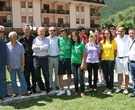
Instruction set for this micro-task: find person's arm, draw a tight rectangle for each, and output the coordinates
[20,54,25,72]
[39,38,49,52]
[80,52,86,70]
[80,42,86,70]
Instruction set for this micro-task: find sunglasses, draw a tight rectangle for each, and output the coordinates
[49,30,55,32]
[0,31,4,33]
[110,28,115,30]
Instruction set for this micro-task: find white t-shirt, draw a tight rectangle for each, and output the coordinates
[115,34,130,57]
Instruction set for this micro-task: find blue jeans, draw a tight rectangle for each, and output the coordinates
[102,60,114,89]
[10,68,27,94]
[129,61,135,93]
[0,66,7,97]
[71,63,84,92]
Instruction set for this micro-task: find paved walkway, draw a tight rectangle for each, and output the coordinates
[1,70,133,104]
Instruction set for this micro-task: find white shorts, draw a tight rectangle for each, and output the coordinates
[115,57,129,75]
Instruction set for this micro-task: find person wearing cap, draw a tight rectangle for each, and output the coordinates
[18,24,37,94]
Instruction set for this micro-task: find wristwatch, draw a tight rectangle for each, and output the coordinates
[22,64,25,66]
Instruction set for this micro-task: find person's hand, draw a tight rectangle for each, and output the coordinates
[20,65,24,72]
[7,65,12,73]
[80,64,84,70]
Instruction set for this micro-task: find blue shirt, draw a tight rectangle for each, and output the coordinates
[32,36,49,56]
[6,41,25,69]
[0,39,6,66]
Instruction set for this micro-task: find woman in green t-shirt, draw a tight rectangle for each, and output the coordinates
[71,31,86,98]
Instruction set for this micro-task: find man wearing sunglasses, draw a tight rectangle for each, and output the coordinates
[47,27,60,91]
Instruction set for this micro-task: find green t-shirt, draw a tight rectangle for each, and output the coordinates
[58,37,71,58]
[71,42,86,64]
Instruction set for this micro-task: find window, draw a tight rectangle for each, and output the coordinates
[81,18,84,24]
[76,18,80,24]
[58,5,63,10]
[22,16,26,23]
[28,16,33,23]
[21,1,26,8]
[81,6,84,12]
[76,6,79,11]
[28,2,33,8]
[44,18,49,24]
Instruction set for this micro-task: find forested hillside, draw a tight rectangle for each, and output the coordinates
[101,0,135,20]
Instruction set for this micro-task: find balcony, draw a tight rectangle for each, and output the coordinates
[57,23,70,27]
[42,23,56,27]
[57,10,69,14]
[91,13,101,17]
[0,22,12,27]
[42,9,55,14]
[74,0,105,4]
[91,24,100,28]
[0,7,11,11]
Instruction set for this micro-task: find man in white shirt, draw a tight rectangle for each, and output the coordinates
[115,27,130,94]
[47,27,60,90]
[128,28,135,97]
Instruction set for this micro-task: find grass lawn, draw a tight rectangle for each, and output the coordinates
[0,86,135,110]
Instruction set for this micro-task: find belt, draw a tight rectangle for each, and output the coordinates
[118,56,128,59]
[129,60,135,63]
[33,55,48,59]
[49,55,59,58]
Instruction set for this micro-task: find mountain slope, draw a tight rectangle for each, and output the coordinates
[101,0,135,20]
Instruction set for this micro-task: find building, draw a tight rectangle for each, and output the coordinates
[0,0,106,34]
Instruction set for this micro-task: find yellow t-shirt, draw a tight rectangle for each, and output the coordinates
[100,39,117,60]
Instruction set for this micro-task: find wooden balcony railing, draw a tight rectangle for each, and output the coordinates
[91,24,100,28]
[0,7,11,11]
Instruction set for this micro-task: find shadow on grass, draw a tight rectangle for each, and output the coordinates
[1,96,53,109]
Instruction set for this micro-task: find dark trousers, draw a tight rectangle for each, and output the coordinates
[87,63,99,88]
[33,57,50,93]
[71,63,84,92]
[102,60,114,90]
[24,56,36,92]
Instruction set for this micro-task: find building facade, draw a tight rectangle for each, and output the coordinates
[0,0,106,34]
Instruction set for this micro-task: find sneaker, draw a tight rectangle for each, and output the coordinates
[107,90,112,94]
[115,88,121,93]
[22,92,30,96]
[11,93,18,97]
[57,90,65,96]
[46,93,51,99]
[123,89,128,95]
[73,93,78,97]
[50,87,53,91]
[66,89,71,96]
[130,93,135,98]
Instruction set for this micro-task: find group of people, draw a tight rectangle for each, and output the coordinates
[0,24,135,102]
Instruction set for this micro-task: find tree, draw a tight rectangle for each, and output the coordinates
[117,20,135,34]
